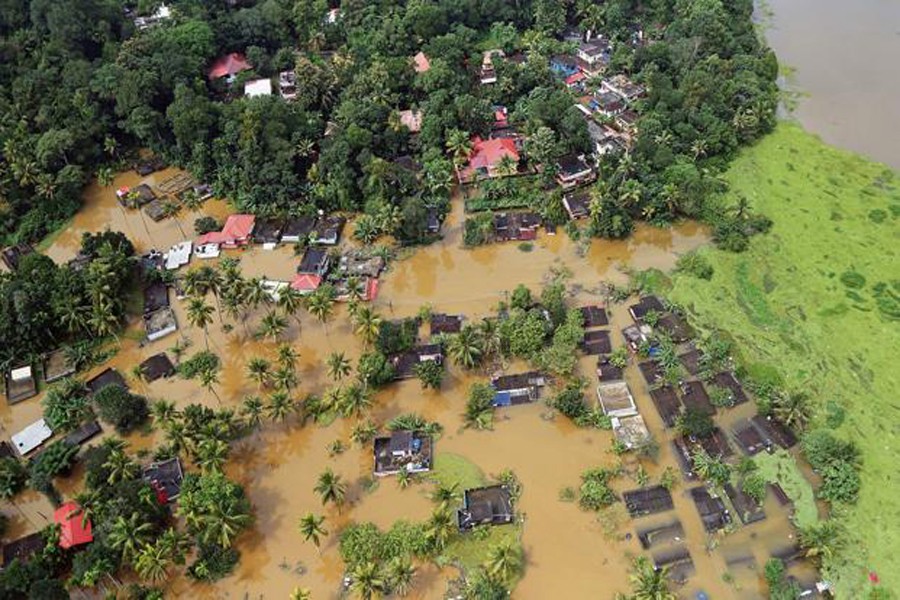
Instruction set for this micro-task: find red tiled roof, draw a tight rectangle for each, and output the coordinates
[208,53,251,80]
[291,273,322,292]
[413,51,430,73]
[54,501,93,549]
[566,72,586,85]
[196,214,256,246]
[459,137,519,181]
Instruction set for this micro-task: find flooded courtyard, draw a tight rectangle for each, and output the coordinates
[1,170,816,599]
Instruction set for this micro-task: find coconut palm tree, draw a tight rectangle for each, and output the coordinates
[628,556,676,600]
[241,396,264,432]
[445,128,472,181]
[352,307,382,348]
[447,325,483,369]
[108,513,154,562]
[430,482,460,511]
[259,311,288,343]
[266,391,294,424]
[135,541,171,582]
[298,513,327,552]
[246,357,272,389]
[425,507,454,552]
[354,214,381,244]
[196,438,229,473]
[159,527,192,565]
[386,556,415,597]
[276,343,300,372]
[202,500,252,549]
[186,298,215,350]
[321,386,343,414]
[350,561,386,600]
[104,448,139,485]
[478,318,502,362]
[306,287,336,333]
[150,400,179,429]
[199,365,222,404]
[484,541,523,583]
[290,588,312,600]
[339,384,372,417]
[798,521,843,565]
[277,285,305,325]
[272,365,298,391]
[160,199,186,237]
[495,154,518,178]
[772,391,810,431]
[314,468,347,511]
[327,352,352,382]
[350,420,377,446]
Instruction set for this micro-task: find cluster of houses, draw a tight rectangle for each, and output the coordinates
[603,294,819,591]
[205,51,301,102]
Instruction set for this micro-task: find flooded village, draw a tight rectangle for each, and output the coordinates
[0,159,824,599]
[0,0,849,598]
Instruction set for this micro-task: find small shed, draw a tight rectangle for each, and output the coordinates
[638,360,665,386]
[581,329,611,355]
[140,353,175,382]
[680,381,715,415]
[55,501,93,549]
[611,414,651,449]
[712,371,749,406]
[144,308,178,342]
[724,482,766,526]
[638,520,684,549]
[649,386,682,428]
[596,356,623,381]
[143,457,185,503]
[457,485,514,531]
[86,368,127,395]
[596,381,637,418]
[751,415,797,449]
[1,244,33,271]
[143,199,166,222]
[5,365,38,404]
[42,349,76,384]
[62,421,102,447]
[1,532,45,567]
[652,546,696,583]
[563,191,591,220]
[430,313,463,336]
[689,486,731,533]
[12,418,53,456]
[678,348,704,376]
[623,485,674,518]
[629,295,665,321]
[656,313,694,342]
[373,431,433,476]
[733,420,769,455]
[579,305,609,327]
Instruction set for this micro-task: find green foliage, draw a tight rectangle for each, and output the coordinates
[764,559,801,600]
[42,378,91,432]
[677,408,715,439]
[376,318,419,356]
[676,251,714,280]
[741,472,767,504]
[387,413,443,437]
[0,458,28,499]
[357,351,396,388]
[464,383,495,430]
[93,386,149,434]
[177,351,220,380]
[338,521,429,569]
[178,472,252,549]
[802,430,861,504]
[552,383,588,422]
[414,359,444,390]
[463,214,495,247]
[501,309,549,358]
[187,544,239,582]
[578,468,617,511]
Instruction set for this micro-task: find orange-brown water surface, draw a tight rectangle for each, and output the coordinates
[1,170,815,599]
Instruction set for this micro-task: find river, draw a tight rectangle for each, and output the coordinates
[763,0,900,169]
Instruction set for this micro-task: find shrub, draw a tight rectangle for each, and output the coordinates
[676,251,714,280]
[194,216,220,235]
[357,352,396,388]
[376,318,418,355]
[708,385,734,408]
[177,351,220,379]
[741,472,767,504]
[93,386,149,434]
[414,359,444,390]
[464,383,495,430]
[42,379,92,432]
[677,408,715,439]
[578,468,617,511]
[0,458,28,499]
[188,544,239,581]
[552,384,588,422]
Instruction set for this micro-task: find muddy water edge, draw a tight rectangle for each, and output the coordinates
[3,170,804,599]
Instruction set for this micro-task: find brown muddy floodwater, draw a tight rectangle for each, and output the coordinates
[763,0,900,169]
[2,170,813,599]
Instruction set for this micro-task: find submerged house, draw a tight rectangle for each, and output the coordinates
[207,52,251,82]
[140,353,175,382]
[11,418,53,456]
[196,214,256,248]
[563,191,591,220]
[373,431,433,476]
[457,485,514,531]
[42,349,76,384]
[281,215,316,244]
[623,485,675,518]
[412,51,431,73]
[612,414,652,449]
[144,308,178,342]
[575,39,611,76]
[390,344,443,380]
[491,371,546,406]
[298,247,331,276]
[86,368,127,395]
[555,155,595,190]
[5,365,37,404]
[458,137,521,183]
[54,501,93,550]
[629,295,665,321]
[1,243,33,271]
[143,457,185,504]
[253,218,284,248]
[690,486,731,533]
[311,216,346,245]
[430,313,463,336]
[596,381,637,418]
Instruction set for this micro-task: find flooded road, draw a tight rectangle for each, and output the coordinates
[764,0,900,168]
[1,168,812,598]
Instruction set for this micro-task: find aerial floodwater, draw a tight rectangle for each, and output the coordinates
[764,0,900,168]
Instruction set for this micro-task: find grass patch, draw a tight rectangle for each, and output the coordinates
[754,450,818,528]
[431,454,524,577]
[34,216,74,252]
[669,123,900,596]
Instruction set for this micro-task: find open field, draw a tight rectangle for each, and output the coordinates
[668,122,900,596]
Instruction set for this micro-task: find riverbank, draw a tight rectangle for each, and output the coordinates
[667,122,899,596]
